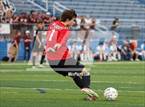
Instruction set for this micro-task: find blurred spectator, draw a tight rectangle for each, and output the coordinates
[23,30,32,61]
[80,45,93,62]
[129,37,138,61]
[69,41,81,60]
[12,31,21,60]
[0,0,4,22]
[140,41,145,60]
[0,0,15,22]
[96,42,107,61]
[108,33,121,61]
[13,31,21,49]
[111,17,119,31]
[120,39,131,60]
[1,10,56,24]
[8,42,17,62]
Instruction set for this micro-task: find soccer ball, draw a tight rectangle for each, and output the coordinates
[104,87,118,101]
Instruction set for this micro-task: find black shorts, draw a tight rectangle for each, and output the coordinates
[48,58,85,76]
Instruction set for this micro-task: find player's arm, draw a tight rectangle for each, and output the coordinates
[53,43,61,50]
[46,47,56,52]
[53,30,66,51]
[46,43,61,52]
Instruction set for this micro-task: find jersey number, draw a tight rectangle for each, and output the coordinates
[48,30,55,41]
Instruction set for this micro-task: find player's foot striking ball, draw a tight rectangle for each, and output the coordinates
[46,9,99,101]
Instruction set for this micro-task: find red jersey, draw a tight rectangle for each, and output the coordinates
[46,21,71,60]
[130,40,137,51]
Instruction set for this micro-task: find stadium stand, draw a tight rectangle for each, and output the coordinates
[43,0,145,28]
[9,0,47,13]
[138,0,145,7]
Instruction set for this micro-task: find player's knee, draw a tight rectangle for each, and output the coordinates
[80,68,90,76]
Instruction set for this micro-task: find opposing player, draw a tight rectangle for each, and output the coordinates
[32,21,45,68]
[46,9,99,101]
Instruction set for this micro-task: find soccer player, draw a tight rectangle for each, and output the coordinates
[46,9,99,101]
[32,21,45,68]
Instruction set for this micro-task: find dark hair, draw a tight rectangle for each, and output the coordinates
[60,9,77,22]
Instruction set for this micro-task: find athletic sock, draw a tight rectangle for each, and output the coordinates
[82,75,90,88]
[72,76,84,89]
[40,55,45,64]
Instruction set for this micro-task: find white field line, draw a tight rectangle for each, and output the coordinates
[0,87,145,93]
[0,69,144,78]
[0,63,27,65]
[0,79,143,85]
[0,68,144,72]
[4,69,52,71]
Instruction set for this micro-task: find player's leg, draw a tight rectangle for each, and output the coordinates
[32,52,37,68]
[48,59,99,100]
[69,73,84,89]
[63,58,99,100]
[40,54,45,64]
[39,49,45,66]
[68,67,99,100]
[79,68,99,99]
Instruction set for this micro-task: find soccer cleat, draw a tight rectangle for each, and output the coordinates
[87,88,100,98]
[84,95,97,101]
[81,88,92,97]
[81,88,99,99]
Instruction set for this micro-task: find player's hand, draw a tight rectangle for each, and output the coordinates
[54,43,61,51]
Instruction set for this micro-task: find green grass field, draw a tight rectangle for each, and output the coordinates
[0,61,144,107]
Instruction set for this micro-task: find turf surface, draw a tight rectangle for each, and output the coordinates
[0,62,144,107]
